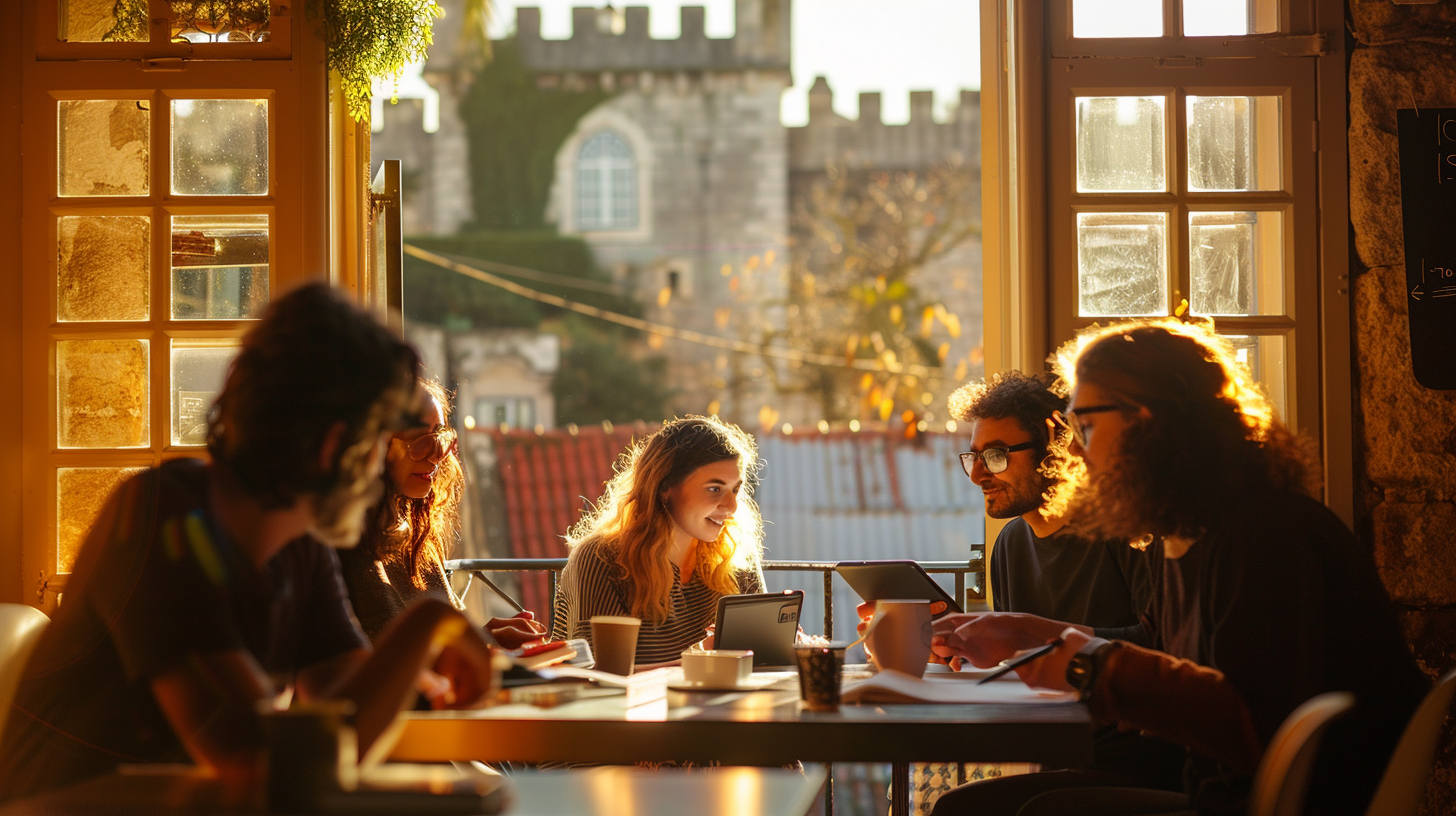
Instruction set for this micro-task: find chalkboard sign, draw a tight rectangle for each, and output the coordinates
[1397,108,1456,390]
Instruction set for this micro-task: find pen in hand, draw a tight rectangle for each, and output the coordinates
[975,637,1065,685]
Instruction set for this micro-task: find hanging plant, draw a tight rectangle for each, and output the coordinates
[312,0,443,122]
[103,0,487,123]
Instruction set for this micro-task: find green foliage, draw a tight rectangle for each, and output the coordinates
[313,0,443,122]
[459,39,611,230]
[104,0,148,41]
[402,231,639,329]
[552,317,674,426]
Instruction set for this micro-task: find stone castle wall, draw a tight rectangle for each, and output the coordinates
[1346,1,1456,812]
[789,77,981,173]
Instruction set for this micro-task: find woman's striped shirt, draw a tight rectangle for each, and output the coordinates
[549,537,765,667]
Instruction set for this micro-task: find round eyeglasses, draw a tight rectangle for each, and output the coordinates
[1058,404,1133,448]
[959,442,1036,477]
[404,428,459,462]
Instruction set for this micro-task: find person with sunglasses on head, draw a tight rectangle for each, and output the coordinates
[931,319,1427,816]
[339,379,547,652]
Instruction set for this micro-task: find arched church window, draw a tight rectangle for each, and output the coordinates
[576,132,637,230]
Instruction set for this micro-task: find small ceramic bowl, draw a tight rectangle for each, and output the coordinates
[681,649,754,687]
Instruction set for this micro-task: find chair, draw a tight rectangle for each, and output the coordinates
[1363,667,1456,816]
[1246,691,1355,816]
[0,603,50,737]
[1013,691,1355,816]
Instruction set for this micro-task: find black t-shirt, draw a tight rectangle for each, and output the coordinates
[1147,491,1428,816]
[0,460,368,803]
[990,517,1153,645]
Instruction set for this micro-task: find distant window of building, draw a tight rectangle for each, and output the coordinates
[477,397,536,430]
[576,132,637,231]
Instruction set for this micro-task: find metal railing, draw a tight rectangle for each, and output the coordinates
[447,556,986,637]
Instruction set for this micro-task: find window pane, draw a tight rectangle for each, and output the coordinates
[1184,0,1278,36]
[171,99,269,195]
[1077,212,1169,317]
[60,0,147,42]
[59,99,150,197]
[1187,96,1282,192]
[56,467,144,573]
[170,0,272,43]
[1189,211,1285,316]
[57,339,150,448]
[171,215,270,319]
[1073,0,1162,37]
[1076,96,1166,193]
[1225,334,1287,421]
[57,215,150,322]
[171,342,238,445]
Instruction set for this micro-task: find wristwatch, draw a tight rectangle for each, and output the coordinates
[1065,639,1120,702]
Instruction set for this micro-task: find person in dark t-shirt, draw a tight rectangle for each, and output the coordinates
[924,372,1183,812]
[0,284,503,805]
[933,321,1427,816]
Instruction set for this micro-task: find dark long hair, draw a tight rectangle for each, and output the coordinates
[368,380,464,590]
[1054,319,1318,540]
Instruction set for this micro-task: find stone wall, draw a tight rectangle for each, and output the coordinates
[788,77,982,173]
[1346,1,1456,811]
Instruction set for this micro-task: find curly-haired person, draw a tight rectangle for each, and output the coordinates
[932,319,1427,816]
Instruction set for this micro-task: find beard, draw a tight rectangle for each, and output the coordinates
[1063,422,1170,543]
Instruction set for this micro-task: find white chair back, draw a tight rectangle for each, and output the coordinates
[0,603,50,737]
[1363,668,1456,816]
[1247,691,1355,816]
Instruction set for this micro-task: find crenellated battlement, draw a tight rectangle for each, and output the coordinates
[513,1,791,74]
[789,76,981,173]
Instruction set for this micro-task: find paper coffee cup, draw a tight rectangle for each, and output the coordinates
[864,599,933,678]
[591,615,641,675]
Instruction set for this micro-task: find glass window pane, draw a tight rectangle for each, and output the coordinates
[1187,96,1283,192]
[171,99,269,196]
[60,0,147,43]
[1184,0,1278,36]
[1076,96,1167,193]
[1189,211,1285,316]
[171,342,239,445]
[57,215,150,322]
[1077,212,1169,317]
[57,339,150,448]
[57,467,145,573]
[170,0,272,43]
[1073,0,1163,37]
[171,215,270,319]
[59,99,150,197]
[1225,334,1288,421]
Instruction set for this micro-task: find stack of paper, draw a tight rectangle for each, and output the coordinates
[841,669,1077,704]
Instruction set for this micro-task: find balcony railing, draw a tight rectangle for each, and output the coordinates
[447,556,986,638]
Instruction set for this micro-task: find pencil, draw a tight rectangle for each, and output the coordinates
[479,572,527,614]
[975,637,1065,685]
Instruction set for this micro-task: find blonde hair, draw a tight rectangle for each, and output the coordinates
[373,380,464,590]
[566,416,765,625]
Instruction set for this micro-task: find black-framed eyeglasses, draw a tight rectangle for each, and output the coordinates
[959,442,1036,477]
[403,428,459,462]
[1058,404,1133,448]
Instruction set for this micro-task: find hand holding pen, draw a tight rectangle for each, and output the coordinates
[976,636,1066,684]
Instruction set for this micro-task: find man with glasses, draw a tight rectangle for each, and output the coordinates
[924,371,1184,814]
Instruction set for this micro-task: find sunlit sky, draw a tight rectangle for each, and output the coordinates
[382,0,980,127]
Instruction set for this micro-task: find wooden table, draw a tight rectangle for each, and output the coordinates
[0,765,827,816]
[390,684,1094,815]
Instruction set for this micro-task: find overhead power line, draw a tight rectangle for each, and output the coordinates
[402,243,939,378]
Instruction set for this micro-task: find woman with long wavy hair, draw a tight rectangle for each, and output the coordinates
[340,380,546,650]
[549,416,766,668]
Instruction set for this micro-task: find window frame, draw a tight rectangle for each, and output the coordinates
[979,0,1353,526]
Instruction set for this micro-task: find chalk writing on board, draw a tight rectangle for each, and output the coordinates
[1410,259,1456,301]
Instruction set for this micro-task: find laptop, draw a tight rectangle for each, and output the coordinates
[713,590,805,670]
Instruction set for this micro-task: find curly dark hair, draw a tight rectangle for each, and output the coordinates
[1055,319,1319,541]
[948,371,1068,454]
[206,283,421,513]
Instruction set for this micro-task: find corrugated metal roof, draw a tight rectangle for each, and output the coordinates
[471,426,986,639]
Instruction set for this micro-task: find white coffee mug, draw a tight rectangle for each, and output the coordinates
[864,599,933,678]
